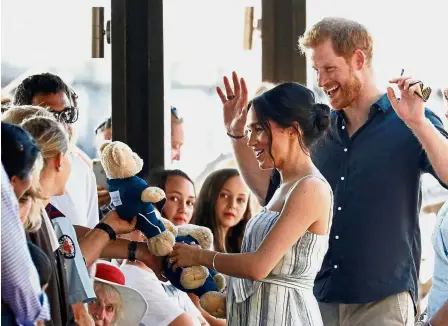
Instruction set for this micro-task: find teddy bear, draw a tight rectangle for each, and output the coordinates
[100,141,175,256]
[160,217,227,319]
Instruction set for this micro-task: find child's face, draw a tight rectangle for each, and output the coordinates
[214,175,249,230]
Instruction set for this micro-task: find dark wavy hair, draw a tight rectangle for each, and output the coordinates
[146,168,195,194]
[13,73,72,106]
[192,169,251,253]
[249,82,331,164]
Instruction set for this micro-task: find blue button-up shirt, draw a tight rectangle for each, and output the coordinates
[267,94,448,304]
[1,165,50,325]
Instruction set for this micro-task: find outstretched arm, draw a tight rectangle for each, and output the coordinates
[218,72,272,205]
[388,77,448,185]
[171,177,331,280]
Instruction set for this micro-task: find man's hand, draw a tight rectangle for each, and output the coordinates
[97,185,110,207]
[387,76,427,127]
[101,210,137,235]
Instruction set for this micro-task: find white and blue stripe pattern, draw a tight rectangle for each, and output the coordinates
[1,165,50,325]
[227,175,332,326]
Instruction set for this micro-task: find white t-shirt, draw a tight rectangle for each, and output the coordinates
[51,154,99,228]
[161,281,204,323]
[121,264,202,326]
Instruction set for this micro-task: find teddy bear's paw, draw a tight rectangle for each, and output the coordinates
[141,187,166,203]
[176,225,213,250]
[180,266,209,289]
[147,230,175,256]
[160,217,178,237]
[213,273,226,292]
[200,292,226,319]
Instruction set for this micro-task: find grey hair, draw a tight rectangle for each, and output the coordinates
[93,282,124,325]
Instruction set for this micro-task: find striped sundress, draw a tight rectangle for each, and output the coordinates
[227,175,332,326]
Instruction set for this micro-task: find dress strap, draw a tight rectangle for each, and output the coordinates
[284,174,334,230]
[285,174,332,200]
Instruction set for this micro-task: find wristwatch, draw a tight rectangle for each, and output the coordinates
[128,241,137,262]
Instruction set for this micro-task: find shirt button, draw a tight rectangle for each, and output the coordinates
[344,148,348,152]
[340,177,345,180]
[334,265,338,269]
[342,126,346,130]
[335,235,339,239]
[337,207,342,211]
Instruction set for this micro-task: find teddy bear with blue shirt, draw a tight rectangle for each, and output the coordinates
[101,141,226,317]
[100,141,175,256]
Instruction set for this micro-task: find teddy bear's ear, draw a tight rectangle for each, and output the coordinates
[110,142,127,166]
[99,141,111,154]
[100,142,113,164]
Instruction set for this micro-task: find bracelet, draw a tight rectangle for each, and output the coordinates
[212,252,220,271]
[227,131,245,139]
[128,241,137,262]
[94,222,117,241]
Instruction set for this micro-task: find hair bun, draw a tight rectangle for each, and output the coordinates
[311,103,330,133]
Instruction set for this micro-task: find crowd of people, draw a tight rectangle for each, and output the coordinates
[1,16,448,326]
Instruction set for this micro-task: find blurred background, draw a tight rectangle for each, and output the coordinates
[2,0,447,179]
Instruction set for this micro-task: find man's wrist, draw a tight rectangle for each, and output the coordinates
[407,116,432,134]
[94,222,117,241]
[135,242,149,262]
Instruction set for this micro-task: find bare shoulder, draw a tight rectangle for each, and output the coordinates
[284,176,332,216]
[288,175,331,202]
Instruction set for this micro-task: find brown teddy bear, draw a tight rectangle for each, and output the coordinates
[100,141,174,256]
[160,217,227,319]
[101,141,227,317]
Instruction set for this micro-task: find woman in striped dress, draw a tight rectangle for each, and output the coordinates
[170,78,333,325]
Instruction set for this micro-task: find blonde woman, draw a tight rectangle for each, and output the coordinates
[20,115,129,326]
[19,115,79,324]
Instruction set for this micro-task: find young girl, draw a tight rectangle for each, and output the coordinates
[193,168,251,253]
[147,169,196,226]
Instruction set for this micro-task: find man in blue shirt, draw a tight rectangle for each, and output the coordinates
[220,18,448,326]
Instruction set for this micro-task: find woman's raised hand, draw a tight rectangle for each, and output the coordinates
[216,71,249,136]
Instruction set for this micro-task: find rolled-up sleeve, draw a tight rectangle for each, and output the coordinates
[1,166,50,325]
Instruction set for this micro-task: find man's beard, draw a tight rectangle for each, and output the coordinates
[331,69,362,110]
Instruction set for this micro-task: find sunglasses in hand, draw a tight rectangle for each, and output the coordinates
[49,106,79,124]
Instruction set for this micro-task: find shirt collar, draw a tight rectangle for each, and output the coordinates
[334,93,392,119]
[372,93,392,113]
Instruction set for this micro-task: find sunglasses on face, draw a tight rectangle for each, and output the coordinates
[50,106,79,124]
